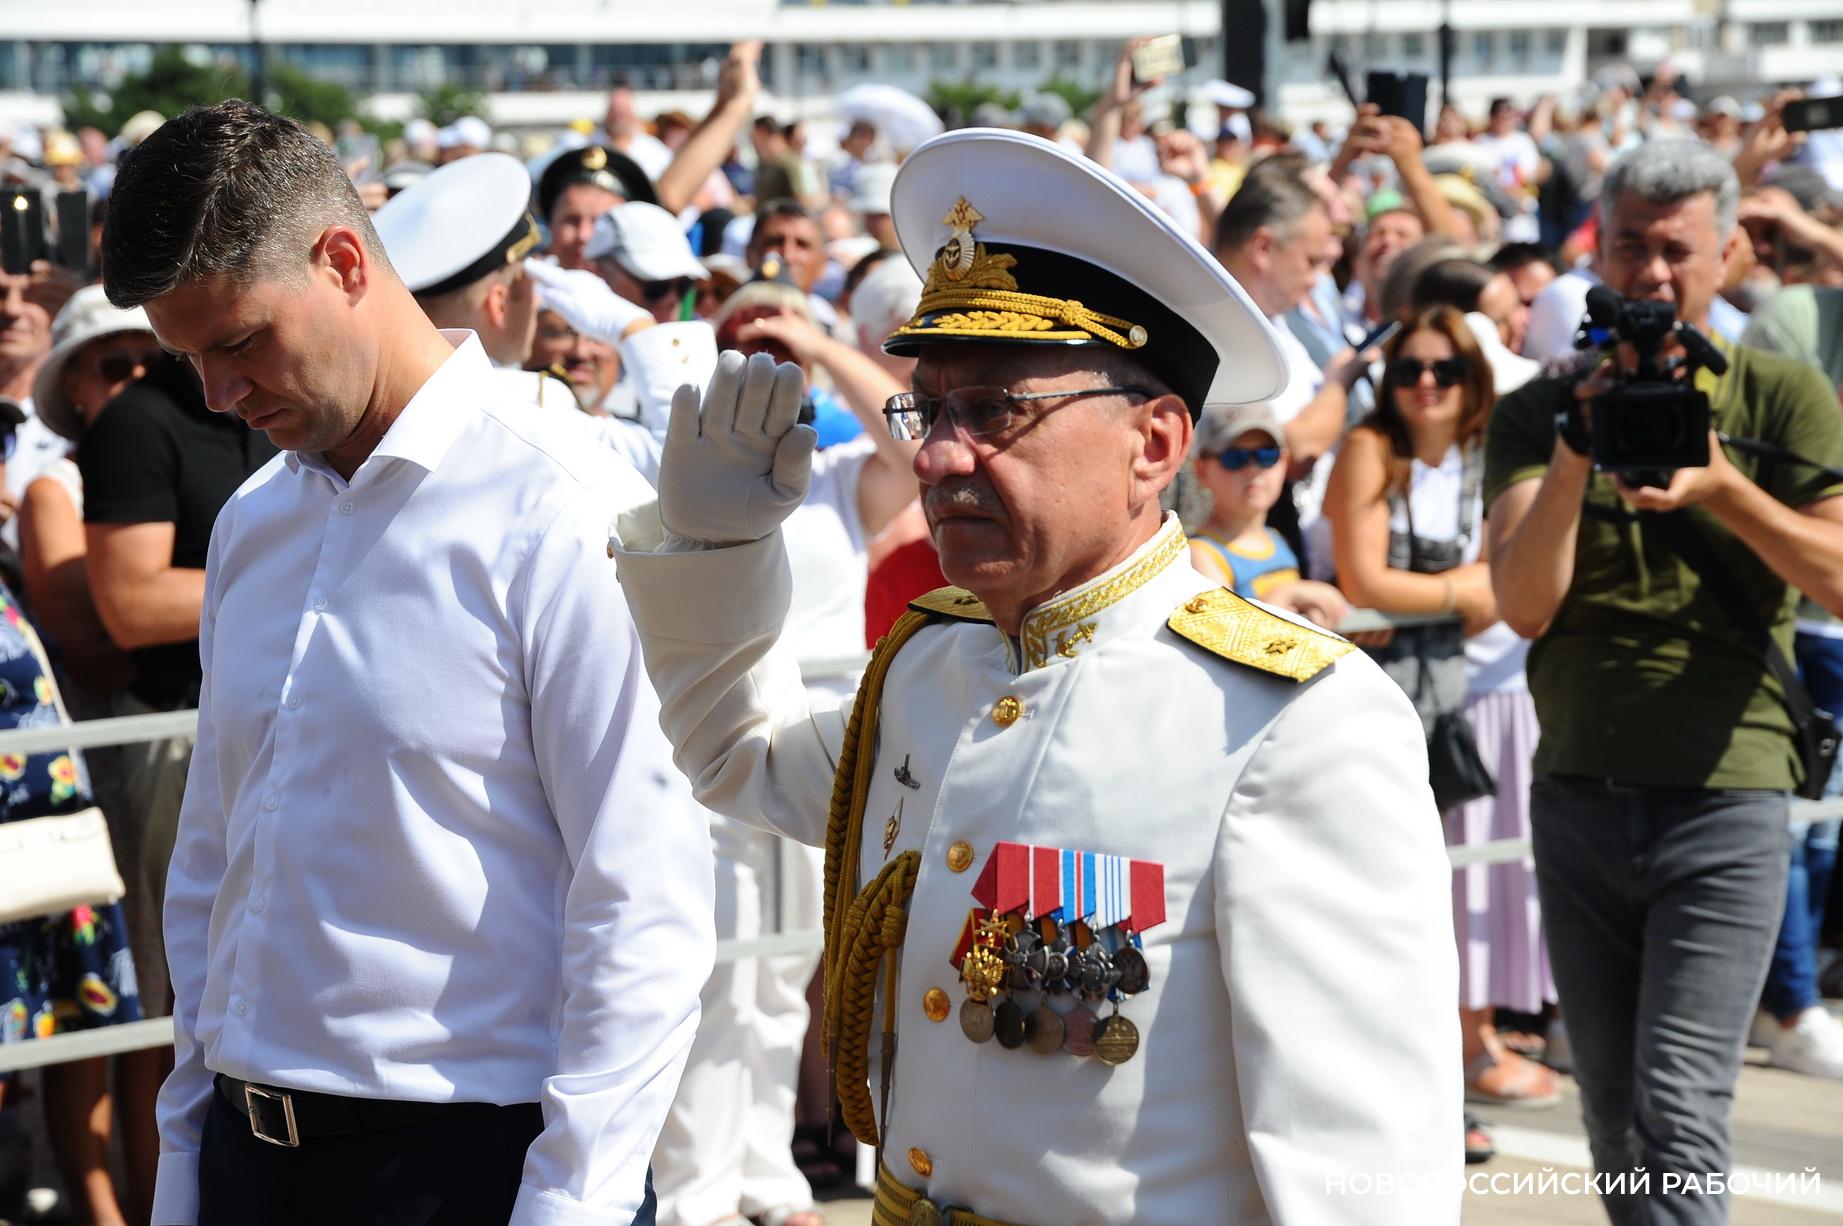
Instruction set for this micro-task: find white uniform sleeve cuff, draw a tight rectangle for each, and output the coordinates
[611,530,792,645]
[151,1151,200,1225]
[511,1183,642,1226]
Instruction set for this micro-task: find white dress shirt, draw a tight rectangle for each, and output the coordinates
[154,333,714,1226]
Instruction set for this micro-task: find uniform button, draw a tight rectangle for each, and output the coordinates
[313,597,328,613]
[340,501,355,516]
[922,988,950,1022]
[946,841,974,873]
[907,1146,933,1178]
[248,895,265,914]
[286,694,302,710]
[233,999,249,1017]
[991,695,1023,727]
[263,794,279,812]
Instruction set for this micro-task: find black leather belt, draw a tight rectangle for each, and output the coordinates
[214,1073,508,1148]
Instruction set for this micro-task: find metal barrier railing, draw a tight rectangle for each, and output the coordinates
[4,649,1839,1075]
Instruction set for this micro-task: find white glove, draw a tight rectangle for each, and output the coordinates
[659,349,816,545]
[523,259,651,345]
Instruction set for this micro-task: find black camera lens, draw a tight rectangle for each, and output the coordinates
[1617,404,1688,455]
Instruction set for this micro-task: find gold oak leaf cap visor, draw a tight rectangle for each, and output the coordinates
[883,128,1290,417]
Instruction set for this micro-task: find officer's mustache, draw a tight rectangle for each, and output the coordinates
[924,480,1005,521]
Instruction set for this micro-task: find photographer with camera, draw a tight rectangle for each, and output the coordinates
[1485,139,1843,1224]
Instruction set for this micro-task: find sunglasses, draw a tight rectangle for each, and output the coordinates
[0,426,14,462]
[1386,357,1468,388]
[93,347,162,385]
[640,278,692,302]
[1214,446,1283,471]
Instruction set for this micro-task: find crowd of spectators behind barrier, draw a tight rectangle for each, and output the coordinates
[0,30,1841,1226]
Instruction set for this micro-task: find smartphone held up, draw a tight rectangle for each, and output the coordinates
[1,186,92,277]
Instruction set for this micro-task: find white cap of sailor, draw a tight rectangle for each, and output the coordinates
[372,152,540,297]
[882,128,1287,416]
[583,202,708,282]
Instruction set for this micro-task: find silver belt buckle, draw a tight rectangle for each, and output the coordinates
[244,1083,301,1148]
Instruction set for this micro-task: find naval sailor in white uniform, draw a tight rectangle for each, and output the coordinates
[372,151,714,506]
[610,130,1462,1225]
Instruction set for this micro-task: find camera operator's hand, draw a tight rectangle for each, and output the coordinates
[1610,429,1739,513]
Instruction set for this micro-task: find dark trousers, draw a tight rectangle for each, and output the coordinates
[1530,776,1789,1226]
[198,1084,657,1226]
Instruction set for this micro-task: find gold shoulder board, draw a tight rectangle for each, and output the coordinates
[1168,587,1353,683]
[908,585,994,624]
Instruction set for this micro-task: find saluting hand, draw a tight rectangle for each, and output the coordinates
[659,350,816,545]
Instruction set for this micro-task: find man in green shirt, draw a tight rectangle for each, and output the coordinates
[1485,139,1843,1225]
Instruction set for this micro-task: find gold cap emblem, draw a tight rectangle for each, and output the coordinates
[582,146,607,170]
[939,197,984,282]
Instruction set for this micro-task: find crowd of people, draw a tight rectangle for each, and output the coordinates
[0,29,1838,1226]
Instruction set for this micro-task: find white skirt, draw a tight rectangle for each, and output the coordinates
[1446,688,1557,1013]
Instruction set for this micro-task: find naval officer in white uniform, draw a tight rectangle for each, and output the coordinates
[610,130,1461,1224]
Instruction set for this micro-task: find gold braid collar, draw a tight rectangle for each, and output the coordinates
[821,608,935,1148]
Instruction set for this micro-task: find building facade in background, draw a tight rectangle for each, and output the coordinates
[9,0,1837,131]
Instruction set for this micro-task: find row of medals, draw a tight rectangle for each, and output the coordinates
[958,912,1149,1065]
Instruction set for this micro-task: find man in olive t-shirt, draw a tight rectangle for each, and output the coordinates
[1485,140,1843,1226]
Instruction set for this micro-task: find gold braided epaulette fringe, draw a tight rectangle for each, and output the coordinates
[821,608,934,1149]
[1167,587,1354,682]
[907,586,993,624]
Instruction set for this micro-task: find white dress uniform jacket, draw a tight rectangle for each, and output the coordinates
[155,334,714,1226]
[612,513,1462,1224]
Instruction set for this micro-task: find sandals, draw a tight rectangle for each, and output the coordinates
[1464,1111,1496,1164]
[1465,1047,1562,1109]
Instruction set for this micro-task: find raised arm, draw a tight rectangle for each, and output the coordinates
[654,41,762,216]
[610,351,848,845]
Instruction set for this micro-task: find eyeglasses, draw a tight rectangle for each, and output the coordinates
[885,385,1150,442]
[536,322,585,345]
[1386,357,1468,388]
[0,426,15,462]
[1213,446,1283,471]
[93,347,162,385]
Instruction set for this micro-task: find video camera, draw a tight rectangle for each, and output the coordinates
[1566,285,1729,487]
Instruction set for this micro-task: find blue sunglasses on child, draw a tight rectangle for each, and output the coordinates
[1213,446,1282,471]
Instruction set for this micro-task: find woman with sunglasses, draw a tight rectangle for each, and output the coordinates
[9,284,156,1226]
[1324,305,1560,1154]
[1186,402,1348,629]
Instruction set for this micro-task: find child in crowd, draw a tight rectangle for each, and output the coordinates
[1187,402,1349,628]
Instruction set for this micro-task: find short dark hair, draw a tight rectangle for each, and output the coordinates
[1214,167,1324,254]
[1409,256,1497,315]
[750,197,816,230]
[1488,241,1562,276]
[101,98,389,309]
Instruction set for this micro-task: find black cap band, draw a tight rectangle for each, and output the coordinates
[417,212,541,299]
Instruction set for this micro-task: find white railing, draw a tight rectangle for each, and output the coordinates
[3,645,1838,1075]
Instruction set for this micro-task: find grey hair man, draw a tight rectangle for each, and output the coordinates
[612,129,1460,1226]
[1486,138,1843,1223]
[1212,168,1373,466]
[102,99,710,1226]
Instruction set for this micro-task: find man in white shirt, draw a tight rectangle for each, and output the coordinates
[1212,167,1372,467]
[102,98,713,1226]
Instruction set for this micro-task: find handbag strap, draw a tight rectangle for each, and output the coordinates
[1648,512,1820,729]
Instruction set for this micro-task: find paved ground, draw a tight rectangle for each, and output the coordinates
[814,1023,1843,1225]
[9,1018,1838,1224]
